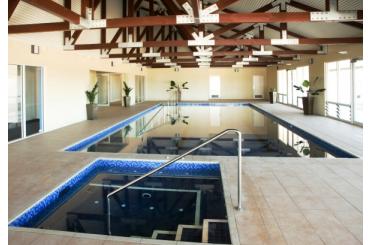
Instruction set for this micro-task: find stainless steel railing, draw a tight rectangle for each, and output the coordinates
[106,129,242,234]
[137,104,165,136]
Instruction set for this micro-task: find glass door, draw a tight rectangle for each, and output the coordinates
[135,75,145,103]
[8,65,23,141]
[25,66,43,136]
[8,65,43,142]
[352,59,363,124]
[96,73,110,106]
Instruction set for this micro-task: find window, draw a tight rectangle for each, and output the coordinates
[353,59,363,124]
[8,65,43,142]
[277,70,287,103]
[325,59,362,124]
[277,66,309,108]
[209,76,221,98]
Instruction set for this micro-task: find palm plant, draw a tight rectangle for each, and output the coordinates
[294,140,310,156]
[85,83,98,104]
[167,80,189,91]
[293,76,325,97]
[166,80,189,102]
[123,81,133,96]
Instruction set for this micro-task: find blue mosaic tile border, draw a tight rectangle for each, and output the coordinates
[9,158,220,228]
[64,104,162,151]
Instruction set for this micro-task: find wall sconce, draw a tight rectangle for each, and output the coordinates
[31,45,40,54]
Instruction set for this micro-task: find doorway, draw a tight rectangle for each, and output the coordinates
[209,75,221,99]
[8,65,43,142]
[253,75,264,99]
[135,75,145,103]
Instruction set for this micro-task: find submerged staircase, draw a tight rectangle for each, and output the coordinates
[151,219,230,243]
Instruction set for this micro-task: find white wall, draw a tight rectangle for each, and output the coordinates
[8,37,147,132]
[145,67,267,101]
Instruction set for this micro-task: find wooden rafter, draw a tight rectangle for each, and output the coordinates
[288,0,362,29]
[22,0,81,24]
[70,37,362,51]
[8,0,20,20]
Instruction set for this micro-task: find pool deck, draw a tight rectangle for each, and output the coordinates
[8,101,362,245]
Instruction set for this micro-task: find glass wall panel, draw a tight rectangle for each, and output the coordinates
[25,66,42,136]
[8,65,23,141]
[353,60,363,123]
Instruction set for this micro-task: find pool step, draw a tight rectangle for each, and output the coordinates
[175,224,203,242]
[151,230,177,240]
[202,219,231,244]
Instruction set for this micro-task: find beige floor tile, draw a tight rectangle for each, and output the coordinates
[29,234,73,245]
[8,230,40,245]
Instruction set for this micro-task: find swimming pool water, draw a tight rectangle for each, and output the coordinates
[67,103,354,158]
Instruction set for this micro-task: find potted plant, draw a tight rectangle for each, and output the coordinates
[123,81,133,107]
[293,77,325,115]
[85,83,98,120]
[269,88,277,104]
[166,80,189,102]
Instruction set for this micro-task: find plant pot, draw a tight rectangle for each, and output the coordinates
[176,90,181,102]
[86,104,95,120]
[123,96,131,107]
[269,92,277,104]
[302,97,314,115]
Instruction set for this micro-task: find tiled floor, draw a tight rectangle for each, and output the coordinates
[8,101,362,245]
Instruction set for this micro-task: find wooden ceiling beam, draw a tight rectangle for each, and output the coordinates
[71,0,101,45]
[9,0,20,20]
[288,0,362,29]
[9,11,363,34]
[63,0,71,44]
[9,22,69,33]
[22,0,81,24]
[74,36,363,50]
[108,49,318,58]
[72,37,361,50]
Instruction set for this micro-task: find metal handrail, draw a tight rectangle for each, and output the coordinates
[106,129,242,234]
[137,104,165,135]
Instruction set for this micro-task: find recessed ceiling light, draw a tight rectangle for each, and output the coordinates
[338,51,348,55]
[286,63,292,66]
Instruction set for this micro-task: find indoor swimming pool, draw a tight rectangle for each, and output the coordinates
[65,103,355,158]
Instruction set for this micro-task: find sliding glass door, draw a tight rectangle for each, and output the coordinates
[135,75,145,103]
[325,59,363,124]
[8,65,43,142]
[352,59,363,124]
[96,73,110,106]
[277,66,309,109]
[8,65,23,141]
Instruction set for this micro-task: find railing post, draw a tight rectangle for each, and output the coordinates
[236,130,242,210]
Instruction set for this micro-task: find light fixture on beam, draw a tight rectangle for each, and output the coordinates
[271,38,299,45]
[196,57,212,62]
[252,46,273,56]
[165,62,177,66]
[236,61,249,66]
[142,48,161,58]
[156,58,171,63]
[119,42,143,48]
[242,56,259,62]
[232,64,243,68]
[193,51,213,57]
